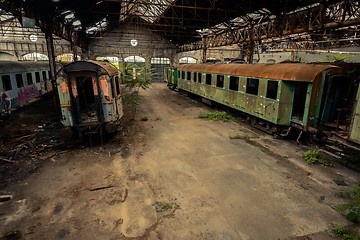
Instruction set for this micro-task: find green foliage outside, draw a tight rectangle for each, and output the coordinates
[325,54,352,63]
[302,149,328,165]
[336,181,360,224]
[332,226,359,240]
[199,111,233,122]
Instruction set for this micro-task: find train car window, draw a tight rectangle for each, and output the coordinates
[198,73,202,83]
[42,71,47,81]
[206,74,212,85]
[216,75,224,88]
[187,71,191,81]
[1,75,12,91]
[181,71,185,79]
[16,74,24,88]
[35,72,41,83]
[246,78,259,95]
[229,76,239,91]
[110,77,116,98]
[266,80,278,100]
[193,72,197,82]
[26,73,33,85]
[115,76,121,95]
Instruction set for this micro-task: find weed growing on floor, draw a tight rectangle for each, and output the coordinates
[140,115,149,121]
[332,226,359,240]
[302,149,328,165]
[199,111,233,122]
[229,135,250,140]
[336,181,360,224]
[4,229,21,239]
[153,201,179,212]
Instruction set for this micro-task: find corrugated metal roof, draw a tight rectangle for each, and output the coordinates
[178,63,343,82]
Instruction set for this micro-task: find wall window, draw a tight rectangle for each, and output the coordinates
[1,75,12,91]
[246,78,259,95]
[266,80,278,100]
[187,71,191,81]
[42,71,47,81]
[206,74,212,85]
[229,76,239,91]
[26,73,33,85]
[216,75,224,88]
[198,72,202,83]
[193,72,197,82]
[181,71,185,79]
[35,72,41,83]
[16,74,24,88]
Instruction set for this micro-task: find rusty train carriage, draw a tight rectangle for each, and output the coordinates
[57,60,123,138]
[165,63,360,144]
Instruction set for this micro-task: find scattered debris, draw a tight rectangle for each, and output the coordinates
[0,194,12,202]
[89,185,114,192]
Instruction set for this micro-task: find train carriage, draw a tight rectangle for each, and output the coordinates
[166,63,359,143]
[56,60,123,139]
[0,61,53,113]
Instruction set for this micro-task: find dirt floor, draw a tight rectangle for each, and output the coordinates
[1,83,360,240]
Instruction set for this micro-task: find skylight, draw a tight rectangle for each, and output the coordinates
[119,0,176,23]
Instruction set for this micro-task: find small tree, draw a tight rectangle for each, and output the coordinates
[122,63,156,119]
[123,63,155,91]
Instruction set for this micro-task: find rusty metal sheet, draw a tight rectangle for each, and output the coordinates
[178,63,343,82]
[62,60,118,76]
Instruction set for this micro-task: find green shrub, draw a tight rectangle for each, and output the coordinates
[302,149,328,165]
[336,181,360,224]
[199,111,233,122]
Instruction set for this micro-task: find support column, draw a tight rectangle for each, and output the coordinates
[71,31,78,61]
[246,23,255,64]
[145,56,152,66]
[45,31,56,89]
[202,35,207,63]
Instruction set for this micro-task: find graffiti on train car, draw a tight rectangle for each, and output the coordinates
[18,85,39,105]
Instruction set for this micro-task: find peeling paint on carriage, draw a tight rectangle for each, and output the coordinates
[56,60,123,138]
[167,63,360,143]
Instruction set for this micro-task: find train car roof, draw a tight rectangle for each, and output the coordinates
[178,63,343,82]
[61,60,118,76]
[0,61,50,74]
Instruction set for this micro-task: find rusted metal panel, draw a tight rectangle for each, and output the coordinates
[178,63,342,82]
[62,60,118,77]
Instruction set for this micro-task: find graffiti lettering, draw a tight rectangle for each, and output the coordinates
[18,85,39,105]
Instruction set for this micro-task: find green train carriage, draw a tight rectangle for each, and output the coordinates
[166,63,356,139]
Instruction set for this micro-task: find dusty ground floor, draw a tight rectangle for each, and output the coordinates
[0,83,359,240]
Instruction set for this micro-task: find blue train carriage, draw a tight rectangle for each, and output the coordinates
[175,63,356,139]
[0,61,53,114]
[56,60,123,138]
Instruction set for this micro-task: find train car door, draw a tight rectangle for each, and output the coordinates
[114,76,123,119]
[349,85,360,144]
[290,82,312,127]
[320,75,353,132]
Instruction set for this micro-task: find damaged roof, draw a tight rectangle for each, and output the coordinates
[0,0,356,47]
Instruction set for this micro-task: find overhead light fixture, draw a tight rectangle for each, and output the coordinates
[130,39,138,46]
